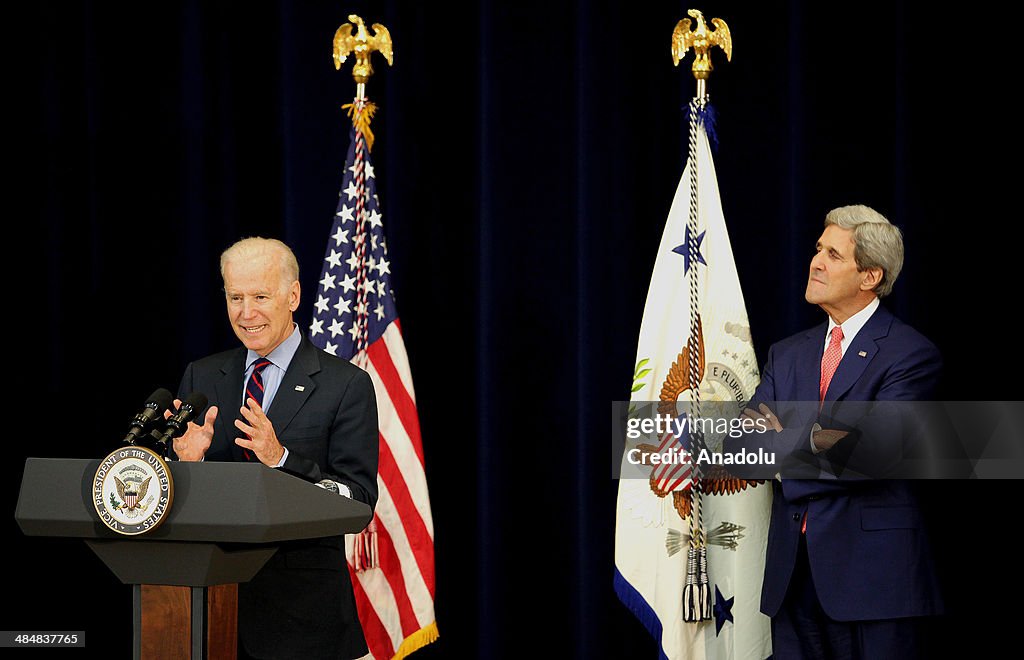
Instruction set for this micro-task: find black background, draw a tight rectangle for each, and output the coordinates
[10,1,1022,657]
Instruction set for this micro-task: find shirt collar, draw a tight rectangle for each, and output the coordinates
[827,296,880,345]
[246,323,301,372]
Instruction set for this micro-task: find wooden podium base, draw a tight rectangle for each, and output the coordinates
[134,584,237,659]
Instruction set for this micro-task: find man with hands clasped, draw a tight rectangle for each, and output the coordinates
[728,206,943,660]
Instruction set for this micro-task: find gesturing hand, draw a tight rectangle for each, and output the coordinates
[169,398,218,461]
[234,398,286,466]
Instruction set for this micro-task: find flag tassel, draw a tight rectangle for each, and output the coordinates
[342,100,378,151]
[352,521,379,572]
[683,546,713,622]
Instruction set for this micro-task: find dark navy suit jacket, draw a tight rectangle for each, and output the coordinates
[728,303,944,622]
[178,335,379,659]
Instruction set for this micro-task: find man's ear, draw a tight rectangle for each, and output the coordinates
[860,267,883,292]
[289,280,301,312]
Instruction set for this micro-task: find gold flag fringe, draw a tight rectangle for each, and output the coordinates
[342,101,378,151]
[391,621,439,660]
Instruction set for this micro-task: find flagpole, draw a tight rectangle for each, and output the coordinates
[670,7,733,625]
[319,15,442,659]
[615,11,770,656]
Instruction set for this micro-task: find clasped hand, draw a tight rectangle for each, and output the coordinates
[740,403,848,451]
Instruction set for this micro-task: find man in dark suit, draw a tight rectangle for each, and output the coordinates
[733,206,942,659]
[173,237,378,660]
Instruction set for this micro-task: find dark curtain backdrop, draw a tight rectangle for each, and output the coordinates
[12,0,1022,657]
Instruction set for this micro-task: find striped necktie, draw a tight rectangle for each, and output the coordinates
[242,358,272,461]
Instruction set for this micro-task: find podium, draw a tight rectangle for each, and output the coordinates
[15,458,372,659]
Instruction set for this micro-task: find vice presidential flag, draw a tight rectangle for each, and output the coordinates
[310,99,438,659]
[614,103,772,660]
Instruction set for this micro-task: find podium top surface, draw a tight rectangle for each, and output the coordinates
[16,457,372,543]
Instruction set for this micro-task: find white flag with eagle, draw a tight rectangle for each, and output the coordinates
[613,102,772,660]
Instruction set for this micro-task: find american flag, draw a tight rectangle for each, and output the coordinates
[310,98,438,658]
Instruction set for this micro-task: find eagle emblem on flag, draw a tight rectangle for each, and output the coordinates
[633,318,765,522]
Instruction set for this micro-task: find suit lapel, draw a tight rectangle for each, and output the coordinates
[796,324,827,403]
[823,304,893,402]
[216,349,247,461]
[266,337,319,437]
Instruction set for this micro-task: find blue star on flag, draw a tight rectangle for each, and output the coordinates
[713,585,734,635]
[672,225,706,274]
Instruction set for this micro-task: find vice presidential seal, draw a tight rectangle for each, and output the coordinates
[92,446,174,535]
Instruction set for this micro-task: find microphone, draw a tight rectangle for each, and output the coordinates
[160,391,210,443]
[123,388,175,444]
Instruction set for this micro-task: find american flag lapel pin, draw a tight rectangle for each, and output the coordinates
[295,385,305,392]
[858,351,867,357]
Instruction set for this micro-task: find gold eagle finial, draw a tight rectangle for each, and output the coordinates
[671,9,731,81]
[333,14,394,85]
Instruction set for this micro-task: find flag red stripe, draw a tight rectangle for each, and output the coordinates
[373,514,423,636]
[652,432,680,482]
[660,467,693,493]
[368,337,425,467]
[658,457,688,486]
[378,432,437,595]
[349,564,396,659]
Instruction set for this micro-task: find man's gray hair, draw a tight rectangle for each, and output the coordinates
[220,237,300,289]
[825,205,904,298]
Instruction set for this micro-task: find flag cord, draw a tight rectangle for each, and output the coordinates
[346,99,379,569]
[346,98,372,370]
[682,93,713,623]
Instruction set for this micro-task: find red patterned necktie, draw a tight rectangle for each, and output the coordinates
[242,358,272,461]
[819,325,844,402]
